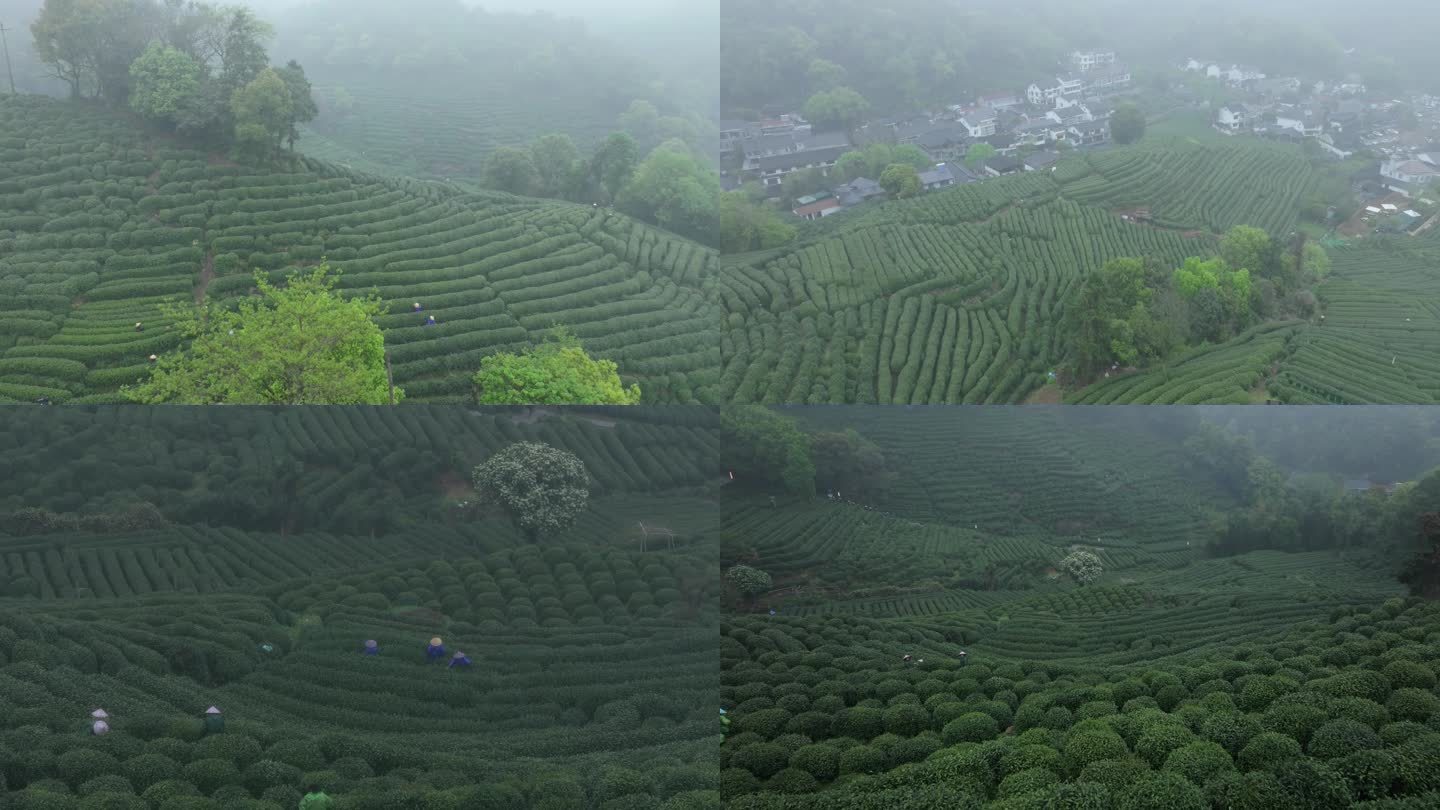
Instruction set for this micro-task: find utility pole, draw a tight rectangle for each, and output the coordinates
[0,22,16,96]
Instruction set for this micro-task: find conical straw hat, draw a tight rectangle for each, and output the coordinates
[91,709,108,719]
[430,637,442,646]
[205,706,221,715]
[365,639,377,647]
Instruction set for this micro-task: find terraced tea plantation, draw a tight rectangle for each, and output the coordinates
[720,139,1440,406]
[0,406,722,808]
[720,409,1440,808]
[0,96,720,404]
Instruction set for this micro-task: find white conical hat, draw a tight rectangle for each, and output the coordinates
[91,709,109,719]
[430,637,442,646]
[205,706,221,714]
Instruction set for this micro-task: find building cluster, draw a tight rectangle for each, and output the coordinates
[720,50,1134,220]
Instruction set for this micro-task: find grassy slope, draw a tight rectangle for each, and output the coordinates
[0,96,721,404]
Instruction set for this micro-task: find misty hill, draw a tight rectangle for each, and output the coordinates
[0,96,722,404]
[255,0,714,181]
[0,405,721,806]
[719,139,1440,405]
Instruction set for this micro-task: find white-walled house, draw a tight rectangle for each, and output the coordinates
[1215,106,1246,134]
[960,109,998,138]
[1381,156,1440,197]
[1070,50,1117,72]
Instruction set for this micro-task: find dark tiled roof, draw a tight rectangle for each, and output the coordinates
[756,145,850,172]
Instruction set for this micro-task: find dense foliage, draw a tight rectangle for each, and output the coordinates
[123,265,396,405]
[473,328,643,406]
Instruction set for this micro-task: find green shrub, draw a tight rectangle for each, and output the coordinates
[123,753,180,790]
[789,744,839,782]
[1063,730,1129,777]
[1135,724,1194,769]
[596,765,651,803]
[1307,718,1383,759]
[1274,759,1351,809]
[1115,770,1206,810]
[997,766,1060,799]
[1381,660,1436,691]
[1387,688,1440,723]
[1000,744,1061,777]
[180,758,240,794]
[1077,758,1149,791]
[1200,711,1261,754]
[838,745,887,776]
[77,774,135,795]
[1334,749,1398,801]
[58,749,122,787]
[731,744,788,780]
[1236,731,1303,772]
[765,767,818,795]
[883,704,930,737]
[1202,770,1289,810]
[1162,740,1235,786]
[943,712,1000,745]
[738,709,791,740]
[242,759,301,794]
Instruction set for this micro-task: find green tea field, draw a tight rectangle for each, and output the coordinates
[719,140,1440,406]
[0,96,721,405]
[0,405,722,809]
[720,407,1440,808]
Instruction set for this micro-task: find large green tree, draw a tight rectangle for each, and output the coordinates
[1110,102,1146,145]
[721,405,815,495]
[274,60,318,152]
[129,42,204,125]
[802,86,869,133]
[589,132,641,203]
[616,142,720,245]
[528,133,584,200]
[231,67,293,163]
[124,264,398,405]
[472,328,641,405]
[1062,257,1160,379]
[879,163,922,198]
[472,442,589,543]
[720,191,797,254]
[482,147,540,196]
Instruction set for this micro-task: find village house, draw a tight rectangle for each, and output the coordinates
[834,177,887,207]
[1067,118,1111,146]
[978,92,1024,110]
[754,144,850,188]
[791,193,841,220]
[918,163,958,191]
[1380,155,1440,197]
[983,155,1022,177]
[1070,50,1117,72]
[1023,151,1061,172]
[742,129,848,164]
[720,119,753,155]
[1215,106,1247,135]
[1026,74,1085,107]
[1222,65,1266,87]
[960,108,999,138]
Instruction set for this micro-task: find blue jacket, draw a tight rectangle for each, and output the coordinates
[448,655,471,668]
[426,644,445,661]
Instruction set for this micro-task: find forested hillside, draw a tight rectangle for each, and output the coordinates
[0,96,721,404]
[0,405,722,807]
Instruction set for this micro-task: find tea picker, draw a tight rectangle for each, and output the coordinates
[362,639,379,656]
[203,706,224,734]
[90,708,110,736]
[448,650,471,669]
[426,637,446,663]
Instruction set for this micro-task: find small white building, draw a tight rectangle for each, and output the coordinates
[1215,106,1246,135]
[960,109,998,138]
[1070,50,1117,72]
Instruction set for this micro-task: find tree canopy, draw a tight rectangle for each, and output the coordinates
[471,442,589,543]
[123,263,398,405]
[472,328,641,406]
[1110,102,1146,145]
[721,405,816,495]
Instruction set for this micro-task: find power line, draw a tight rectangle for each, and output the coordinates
[0,22,15,95]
